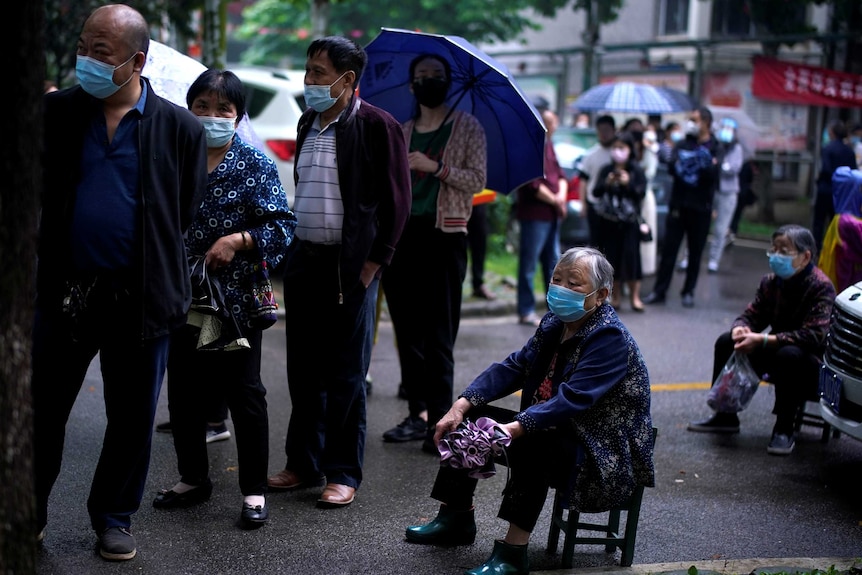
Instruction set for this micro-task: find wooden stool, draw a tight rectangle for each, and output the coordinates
[795,399,839,442]
[546,428,656,567]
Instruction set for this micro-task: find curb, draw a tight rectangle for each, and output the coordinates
[542,557,859,575]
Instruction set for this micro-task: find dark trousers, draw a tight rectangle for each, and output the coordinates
[586,202,602,249]
[652,206,712,297]
[428,406,580,533]
[712,331,820,434]
[32,304,169,533]
[282,242,376,489]
[467,203,489,291]
[167,325,268,495]
[383,217,468,428]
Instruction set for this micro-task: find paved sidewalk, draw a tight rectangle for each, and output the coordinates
[551,557,859,575]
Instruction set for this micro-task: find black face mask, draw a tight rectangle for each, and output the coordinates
[412,77,449,109]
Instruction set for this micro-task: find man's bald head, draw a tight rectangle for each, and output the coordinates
[86,4,150,59]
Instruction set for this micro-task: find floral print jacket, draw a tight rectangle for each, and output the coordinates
[187,136,297,329]
[461,303,655,512]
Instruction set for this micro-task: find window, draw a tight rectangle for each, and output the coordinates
[659,0,690,36]
[711,0,754,37]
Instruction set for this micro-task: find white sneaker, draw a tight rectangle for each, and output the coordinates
[707,261,719,273]
[205,422,231,443]
[676,258,688,272]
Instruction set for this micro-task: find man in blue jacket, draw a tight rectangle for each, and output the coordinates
[267,36,411,508]
[33,4,208,561]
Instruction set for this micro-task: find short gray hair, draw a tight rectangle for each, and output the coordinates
[556,247,615,293]
[773,224,817,260]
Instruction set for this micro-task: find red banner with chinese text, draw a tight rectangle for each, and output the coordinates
[751,56,862,108]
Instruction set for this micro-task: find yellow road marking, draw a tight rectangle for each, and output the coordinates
[652,382,711,391]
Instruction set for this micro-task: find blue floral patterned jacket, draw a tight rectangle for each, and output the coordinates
[461,303,655,512]
[187,136,297,329]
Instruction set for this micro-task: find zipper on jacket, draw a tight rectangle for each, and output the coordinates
[137,119,147,343]
[337,245,344,305]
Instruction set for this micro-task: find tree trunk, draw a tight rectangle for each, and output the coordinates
[310,0,330,40]
[0,0,43,573]
[202,0,227,69]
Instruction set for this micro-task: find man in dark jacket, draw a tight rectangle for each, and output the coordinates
[267,36,411,508]
[644,106,721,308]
[33,4,208,561]
[813,120,856,251]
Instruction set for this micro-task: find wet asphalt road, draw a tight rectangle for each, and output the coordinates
[35,241,862,574]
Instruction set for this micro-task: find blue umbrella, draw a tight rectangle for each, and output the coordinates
[360,28,546,194]
[571,82,695,114]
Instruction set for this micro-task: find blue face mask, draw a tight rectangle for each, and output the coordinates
[546,284,598,323]
[75,53,136,99]
[718,128,734,143]
[851,135,861,146]
[304,72,348,113]
[669,131,683,143]
[199,116,236,148]
[767,252,797,279]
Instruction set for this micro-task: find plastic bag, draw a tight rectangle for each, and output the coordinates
[707,351,761,413]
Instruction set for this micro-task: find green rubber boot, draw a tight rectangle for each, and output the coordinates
[405,505,477,546]
[464,539,529,575]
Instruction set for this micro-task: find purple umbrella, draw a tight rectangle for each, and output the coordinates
[437,417,512,479]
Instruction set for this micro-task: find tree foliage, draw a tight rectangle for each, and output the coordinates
[235,0,624,67]
[738,0,860,57]
[44,0,204,87]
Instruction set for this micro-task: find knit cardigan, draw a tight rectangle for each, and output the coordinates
[401,110,487,233]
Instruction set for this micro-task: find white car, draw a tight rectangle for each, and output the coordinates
[231,67,306,205]
[819,281,862,442]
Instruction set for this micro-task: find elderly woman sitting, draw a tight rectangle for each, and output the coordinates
[405,247,655,575]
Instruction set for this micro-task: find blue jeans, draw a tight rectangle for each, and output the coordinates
[32,305,169,533]
[282,242,376,489]
[517,219,560,317]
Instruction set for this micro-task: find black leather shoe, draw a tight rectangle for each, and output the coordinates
[687,412,740,433]
[239,502,269,529]
[153,480,213,509]
[406,505,477,546]
[642,292,666,305]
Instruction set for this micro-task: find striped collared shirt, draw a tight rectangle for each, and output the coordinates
[293,115,344,244]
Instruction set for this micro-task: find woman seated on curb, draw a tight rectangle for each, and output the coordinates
[404,247,655,575]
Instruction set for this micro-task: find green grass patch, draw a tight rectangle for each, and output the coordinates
[738,219,775,240]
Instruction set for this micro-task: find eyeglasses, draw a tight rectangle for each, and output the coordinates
[766,249,798,258]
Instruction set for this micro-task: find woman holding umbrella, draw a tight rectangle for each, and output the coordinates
[381,53,487,452]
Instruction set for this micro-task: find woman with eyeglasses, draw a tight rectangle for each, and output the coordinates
[380,53,487,453]
[687,224,836,456]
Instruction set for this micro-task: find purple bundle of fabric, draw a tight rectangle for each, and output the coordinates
[438,417,512,479]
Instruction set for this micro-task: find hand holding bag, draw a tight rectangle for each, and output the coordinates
[707,350,761,413]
